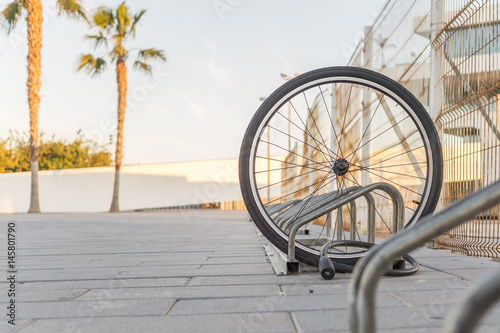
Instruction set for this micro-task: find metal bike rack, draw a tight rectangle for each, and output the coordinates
[348,179,500,333]
[279,190,359,234]
[266,199,300,216]
[276,191,343,229]
[287,182,404,262]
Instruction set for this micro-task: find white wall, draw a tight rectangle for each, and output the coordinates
[0,158,243,213]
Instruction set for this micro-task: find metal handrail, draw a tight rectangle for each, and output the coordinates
[287,182,404,262]
[348,179,500,333]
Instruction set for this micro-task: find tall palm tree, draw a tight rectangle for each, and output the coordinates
[1,0,86,213]
[78,2,166,212]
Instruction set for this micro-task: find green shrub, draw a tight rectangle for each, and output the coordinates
[0,131,112,173]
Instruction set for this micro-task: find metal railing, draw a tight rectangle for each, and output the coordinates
[348,179,500,333]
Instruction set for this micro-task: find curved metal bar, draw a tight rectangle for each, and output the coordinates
[284,199,359,235]
[287,182,403,261]
[280,187,360,232]
[348,180,500,333]
[276,193,333,228]
[266,199,300,216]
[349,201,358,241]
[443,269,500,333]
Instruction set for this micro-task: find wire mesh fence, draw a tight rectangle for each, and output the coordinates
[345,0,500,257]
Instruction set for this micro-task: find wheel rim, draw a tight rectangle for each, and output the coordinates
[246,73,436,261]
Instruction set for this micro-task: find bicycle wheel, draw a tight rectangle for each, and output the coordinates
[239,66,443,267]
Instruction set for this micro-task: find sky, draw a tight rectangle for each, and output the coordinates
[0,0,387,165]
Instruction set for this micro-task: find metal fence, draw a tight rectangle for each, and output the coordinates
[345,0,500,257]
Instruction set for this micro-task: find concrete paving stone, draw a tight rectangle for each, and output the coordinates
[205,256,268,264]
[280,277,471,296]
[18,267,125,282]
[187,274,335,287]
[17,289,90,302]
[206,252,270,258]
[2,211,500,332]
[18,277,189,290]
[118,263,274,278]
[198,263,275,275]
[137,259,210,266]
[0,319,34,333]
[409,247,469,258]
[138,259,269,267]
[291,308,444,333]
[426,267,500,282]
[16,261,143,270]
[210,245,265,250]
[17,248,172,256]
[378,268,456,281]
[17,299,176,319]
[138,253,216,261]
[418,256,500,270]
[221,241,265,245]
[77,284,280,301]
[168,293,404,316]
[17,313,295,333]
[117,266,203,278]
[389,288,473,307]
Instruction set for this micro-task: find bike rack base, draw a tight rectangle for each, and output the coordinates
[265,243,317,275]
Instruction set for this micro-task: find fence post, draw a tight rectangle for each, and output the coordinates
[430,0,444,121]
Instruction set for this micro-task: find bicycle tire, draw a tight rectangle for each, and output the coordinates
[239,66,443,266]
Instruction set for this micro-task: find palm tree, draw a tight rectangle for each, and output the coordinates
[77,2,166,212]
[1,0,86,213]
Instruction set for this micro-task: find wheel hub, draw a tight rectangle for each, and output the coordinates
[333,158,350,176]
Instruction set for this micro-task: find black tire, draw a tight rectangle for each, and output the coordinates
[239,66,443,267]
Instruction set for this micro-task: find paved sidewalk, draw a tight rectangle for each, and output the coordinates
[1,210,500,332]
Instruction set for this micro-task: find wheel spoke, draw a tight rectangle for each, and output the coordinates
[336,84,353,157]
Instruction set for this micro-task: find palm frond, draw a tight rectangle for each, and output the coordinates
[133,60,152,75]
[0,0,24,33]
[137,48,166,62]
[93,6,114,30]
[115,2,131,37]
[86,31,108,49]
[56,0,87,21]
[77,54,107,77]
[129,9,145,37]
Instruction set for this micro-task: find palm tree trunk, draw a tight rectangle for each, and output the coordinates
[26,0,43,214]
[109,59,127,212]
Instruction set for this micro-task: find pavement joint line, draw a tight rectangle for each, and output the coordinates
[388,291,413,307]
[10,319,36,332]
[289,312,302,333]
[16,251,180,257]
[163,299,178,316]
[108,271,126,280]
[68,289,92,301]
[182,277,192,287]
[15,314,173,320]
[418,263,475,282]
